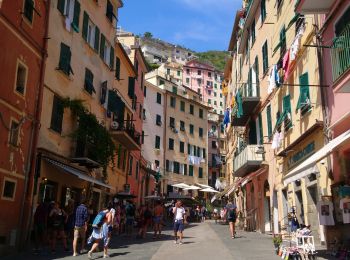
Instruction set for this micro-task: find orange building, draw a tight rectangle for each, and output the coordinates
[0,0,49,253]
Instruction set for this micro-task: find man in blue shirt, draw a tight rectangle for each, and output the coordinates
[73,200,89,256]
[224,198,237,239]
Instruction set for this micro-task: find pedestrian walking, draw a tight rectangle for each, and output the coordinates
[33,200,48,254]
[87,208,110,259]
[65,199,75,241]
[173,200,186,245]
[48,202,69,253]
[213,208,218,224]
[102,203,115,258]
[153,200,164,238]
[224,198,237,239]
[72,200,89,256]
[125,201,135,236]
[201,206,206,222]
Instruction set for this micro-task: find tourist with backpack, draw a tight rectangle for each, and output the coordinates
[87,208,110,259]
[224,198,237,239]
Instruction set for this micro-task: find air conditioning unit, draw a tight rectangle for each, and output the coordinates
[111,121,119,130]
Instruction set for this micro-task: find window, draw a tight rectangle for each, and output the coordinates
[197,88,201,94]
[208,99,211,104]
[199,109,203,118]
[15,61,27,95]
[156,92,162,104]
[23,0,34,23]
[220,93,222,98]
[135,161,139,180]
[183,164,188,175]
[115,57,120,80]
[180,121,185,131]
[190,104,194,114]
[198,167,203,178]
[189,165,194,176]
[197,70,201,75]
[128,77,135,99]
[143,86,147,97]
[214,101,217,105]
[262,41,269,74]
[214,83,217,89]
[159,79,165,85]
[173,162,180,174]
[251,19,256,45]
[99,34,114,69]
[2,179,16,200]
[208,90,212,95]
[58,43,73,76]
[168,138,174,150]
[50,95,64,133]
[156,114,162,126]
[261,0,266,23]
[257,113,264,145]
[9,121,19,146]
[186,68,190,74]
[180,101,185,112]
[266,104,272,138]
[142,131,144,144]
[212,140,217,149]
[297,72,311,115]
[208,72,212,77]
[280,26,287,57]
[84,68,95,95]
[172,86,177,94]
[180,141,185,153]
[197,79,202,85]
[199,127,203,138]
[220,101,223,106]
[186,78,190,84]
[170,96,176,108]
[155,136,160,149]
[128,156,133,175]
[83,14,99,51]
[190,124,194,135]
[155,160,160,167]
[214,92,217,97]
[106,0,115,23]
[283,95,292,131]
[177,70,181,76]
[169,117,175,128]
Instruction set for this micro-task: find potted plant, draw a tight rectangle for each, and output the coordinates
[272,234,282,254]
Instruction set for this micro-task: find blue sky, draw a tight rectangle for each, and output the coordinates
[118,0,242,52]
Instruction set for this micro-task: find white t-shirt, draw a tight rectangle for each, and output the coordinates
[173,207,185,220]
[317,201,335,226]
[339,198,350,224]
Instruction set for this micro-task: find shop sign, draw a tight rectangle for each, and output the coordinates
[288,141,315,169]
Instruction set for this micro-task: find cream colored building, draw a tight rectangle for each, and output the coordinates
[36,0,123,211]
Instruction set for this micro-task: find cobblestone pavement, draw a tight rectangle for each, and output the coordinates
[5,221,332,260]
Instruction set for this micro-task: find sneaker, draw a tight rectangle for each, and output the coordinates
[87,251,92,259]
[179,240,183,245]
[103,254,110,258]
[73,253,78,257]
[174,240,178,244]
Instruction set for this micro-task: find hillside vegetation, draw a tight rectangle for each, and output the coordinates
[196,51,230,72]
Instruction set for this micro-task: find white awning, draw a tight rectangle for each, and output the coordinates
[44,158,114,190]
[171,183,191,189]
[183,185,202,190]
[200,188,219,193]
[283,129,350,185]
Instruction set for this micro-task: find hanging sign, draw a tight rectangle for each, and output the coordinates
[288,141,315,169]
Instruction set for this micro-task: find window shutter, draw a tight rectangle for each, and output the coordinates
[50,96,64,133]
[82,11,89,41]
[57,0,65,15]
[166,160,169,171]
[203,148,206,159]
[184,164,187,175]
[59,43,71,75]
[115,57,120,79]
[297,72,310,111]
[72,0,80,32]
[100,34,105,60]
[110,47,114,70]
[100,81,107,104]
[188,143,190,154]
[255,56,259,91]
[266,105,272,138]
[128,77,135,99]
[258,113,263,145]
[94,26,100,51]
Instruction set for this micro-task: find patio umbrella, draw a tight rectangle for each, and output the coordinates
[196,183,212,189]
[172,183,191,189]
[200,188,220,193]
[183,185,202,190]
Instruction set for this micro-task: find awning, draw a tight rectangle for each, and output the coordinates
[284,165,319,186]
[44,158,114,190]
[283,129,350,185]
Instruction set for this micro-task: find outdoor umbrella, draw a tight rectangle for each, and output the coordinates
[144,195,162,200]
[172,183,191,189]
[200,188,220,193]
[196,183,212,189]
[183,185,201,190]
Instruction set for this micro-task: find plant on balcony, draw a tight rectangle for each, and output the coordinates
[63,98,116,178]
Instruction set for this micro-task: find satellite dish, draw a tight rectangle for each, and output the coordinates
[111,121,119,130]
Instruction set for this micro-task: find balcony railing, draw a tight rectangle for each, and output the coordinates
[331,25,350,82]
[233,145,264,177]
[110,122,141,150]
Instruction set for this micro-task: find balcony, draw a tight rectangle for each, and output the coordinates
[232,84,260,126]
[233,145,264,177]
[110,122,141,150]
[295,0,335,14]
[331,25,350,92]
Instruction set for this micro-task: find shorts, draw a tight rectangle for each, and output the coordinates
[74,226,86,240]
[154,216,162,224]
[173,220,184,232]
[228,218,236,223]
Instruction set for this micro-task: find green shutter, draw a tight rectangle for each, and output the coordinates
[59,43,72,75]
[57,0,65,15]
[24,0,34,22]
[184,164,187,175]
[297,72,310,111]
[258,113,263,144]
[199,168,203,178]
[255,56,259,93]
[100,34,105,60]
[283,95,292,129]
[72,0,80,33]
[50,96,64,133]
[266,105,272,138]
[115,57,121,80]
[110,47,114,70]
[188,144,190,154]
[203,148,206,159]
[189,165,193,176]
[82,11,89,41]
[94,26,100,51]
[128,77,135,99]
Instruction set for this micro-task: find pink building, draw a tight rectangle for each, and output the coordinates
[297,0,350,243]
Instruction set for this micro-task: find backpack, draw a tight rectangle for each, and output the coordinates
[227,207,236,220]
[92,211,106,228]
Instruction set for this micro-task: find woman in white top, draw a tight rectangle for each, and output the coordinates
[172,200,186,244]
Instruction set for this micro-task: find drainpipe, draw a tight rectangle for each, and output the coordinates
[19,0,51,248]
[163,91,168,195]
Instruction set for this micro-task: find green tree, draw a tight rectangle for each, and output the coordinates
[144,32,153,38]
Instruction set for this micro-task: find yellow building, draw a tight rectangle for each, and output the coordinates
[35,0,123,211]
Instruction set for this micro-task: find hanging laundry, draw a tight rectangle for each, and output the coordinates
[290,24,305,61]
[65,17,71,32]
[268,65,280,94]
[278,131,284,148]
[236,91,243,118]
[283,49,291,79]
[223,109,230,126]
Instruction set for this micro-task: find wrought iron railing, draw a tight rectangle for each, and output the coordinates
[331,25,350,82]
[233,145,264,172]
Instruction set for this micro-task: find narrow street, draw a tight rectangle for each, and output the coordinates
[7,221,281,260]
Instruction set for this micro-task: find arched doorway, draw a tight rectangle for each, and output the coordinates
[263,180,271,233]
